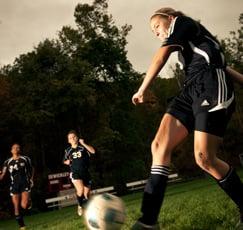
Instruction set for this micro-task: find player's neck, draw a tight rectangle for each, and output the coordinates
[71,143,78,149]
[12,154,20,160]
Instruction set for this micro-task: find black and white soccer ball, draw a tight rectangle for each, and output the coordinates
[85,193,126,230]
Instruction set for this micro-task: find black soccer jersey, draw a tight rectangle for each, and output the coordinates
[3,156,33,184]
[162,16,226,82]
[64,145,91,173]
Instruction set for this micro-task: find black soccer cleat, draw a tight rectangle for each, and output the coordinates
[131,220,160,230]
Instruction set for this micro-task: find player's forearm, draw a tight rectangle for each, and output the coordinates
[226,66,243,85]
[0,173,4,180]
[139,53,165,93]
[138,46,172,93]
[0,169,6,180]
[83,143,95,154]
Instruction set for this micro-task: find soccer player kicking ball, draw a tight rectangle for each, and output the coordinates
[0,143,34,230]
[63,130,95,216]
[131,7,243,229]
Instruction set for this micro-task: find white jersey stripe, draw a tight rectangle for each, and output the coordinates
[221,69,228,102]
[168,17,178,36]
[218,69,225,103]
[189,42,210,64]
[216,69,222,104]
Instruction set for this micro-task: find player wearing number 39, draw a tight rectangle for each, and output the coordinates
[131,7,243,229]
[63,130,95,216]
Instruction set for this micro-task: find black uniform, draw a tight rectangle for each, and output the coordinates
[3,156,33,195]
[162,16,235,137]
[64,145,92,186]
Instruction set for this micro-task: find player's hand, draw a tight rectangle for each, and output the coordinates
[132,91,144,105]
[64,159,71,165]
[79,139,85,145]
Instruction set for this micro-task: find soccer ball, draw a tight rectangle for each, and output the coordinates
[85,193,126,230]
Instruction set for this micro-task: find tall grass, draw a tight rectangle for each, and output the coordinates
[0,172,242,230]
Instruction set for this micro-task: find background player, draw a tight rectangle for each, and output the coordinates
[63,130,95,216]
[131,7,243,229]
[0,143,34,230]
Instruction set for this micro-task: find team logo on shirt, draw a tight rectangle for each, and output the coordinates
[201,99,210,106]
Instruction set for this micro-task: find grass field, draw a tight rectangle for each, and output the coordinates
[0,171,242,230]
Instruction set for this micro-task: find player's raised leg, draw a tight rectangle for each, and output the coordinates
[194,131,243,227]
[132,113,188,229]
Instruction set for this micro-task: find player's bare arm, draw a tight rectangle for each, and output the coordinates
[226,66,243,85]
[30,167,35,187]
[132,46,176,105]
[0,167,7,180]
[79,139,95,154]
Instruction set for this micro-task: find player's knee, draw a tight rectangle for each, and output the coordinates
[21,202,28,210]
[76,190,83,197]
[151,139,170,158]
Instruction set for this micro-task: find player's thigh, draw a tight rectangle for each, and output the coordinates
[153,113,188,152]
[11,194,20,206]
[72,179,84,193]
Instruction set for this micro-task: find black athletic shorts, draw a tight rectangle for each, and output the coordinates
[166,66,235,137]
[70,171,91,187]
[10,179,31,196]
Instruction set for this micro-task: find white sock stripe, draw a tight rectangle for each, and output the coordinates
[151,168,170,172]
[151,169,170,176]
[151,167,170,173]
[151,172,169,176]
[151,165,170,169]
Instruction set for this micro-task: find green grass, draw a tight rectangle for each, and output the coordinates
[0,172,242,230]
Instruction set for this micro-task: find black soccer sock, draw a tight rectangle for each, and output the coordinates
[77,195,84,207]
[217,167,243,212]
[140,165,169,225]
[15,214,25,227]
[82,197,89,208]
[21,207,29,216]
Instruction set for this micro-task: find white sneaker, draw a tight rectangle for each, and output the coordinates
[77,205,83,216]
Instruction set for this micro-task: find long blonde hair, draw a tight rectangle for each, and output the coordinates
[151,7,185,20]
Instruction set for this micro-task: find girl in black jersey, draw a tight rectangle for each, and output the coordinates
[0,143,34,230]
[63,130,95,216]
[131,7,243,229]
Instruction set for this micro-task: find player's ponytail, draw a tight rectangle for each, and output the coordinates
[151,7,185,20]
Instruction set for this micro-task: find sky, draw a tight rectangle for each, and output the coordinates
[0,0,242,77]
